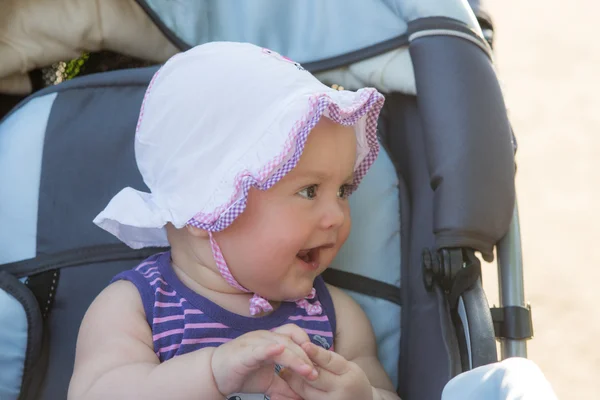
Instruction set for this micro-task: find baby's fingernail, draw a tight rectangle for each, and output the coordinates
[310,368,318,379]
[279,368,291,380]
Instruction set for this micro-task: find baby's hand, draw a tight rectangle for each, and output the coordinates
[211,324,318,398]
[281,342,373,400]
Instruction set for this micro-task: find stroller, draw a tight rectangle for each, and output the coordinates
[0,0,533,399]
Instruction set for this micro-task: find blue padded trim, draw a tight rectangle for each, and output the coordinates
[0,286,26,399]
[331,147,401,387]
[0,67,158,126]
[0,272,43,400]
[335,148,401,283]
[139,0,481,63]
[0,93,57,264]
[142,0,406,62]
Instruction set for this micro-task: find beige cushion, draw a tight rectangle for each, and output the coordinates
[0,0,178,94]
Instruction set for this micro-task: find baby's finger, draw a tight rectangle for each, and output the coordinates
[272,323,311,346]
[271,347,319,380]
[280,367,328,400]
[265,374,303,400]
[242,342,286,369]
[268,332,313,368]
[299,363,339,392]
[269,393,303,400]
[302,342,350,375]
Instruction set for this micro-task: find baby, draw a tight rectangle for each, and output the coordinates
[67,42,397,400]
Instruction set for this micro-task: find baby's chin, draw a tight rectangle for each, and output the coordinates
[287,283,318,301]
[265,281,315,302]
[246,272,320,302]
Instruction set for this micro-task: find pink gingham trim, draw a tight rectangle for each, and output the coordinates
[187,89,384,232]
[295,288,323,316]
[208,232,246,292]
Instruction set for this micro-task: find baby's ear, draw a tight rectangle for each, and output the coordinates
[185,224,209,238]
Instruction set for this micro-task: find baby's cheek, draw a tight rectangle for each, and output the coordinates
[321,246,343,270]
[338,216,352,245]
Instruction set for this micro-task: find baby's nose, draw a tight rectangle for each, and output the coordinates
[319,200,346,230]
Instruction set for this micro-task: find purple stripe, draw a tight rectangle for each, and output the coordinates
[303,329,334,337]
[153,314,184,324]
[154,329,184,340]
[153,323,229,339]
[184,309,203,315]
[157,343,181,354]
[185,322,228,329]
[150,277,168,286]
[142,266,159,274]
[182,337,231,345]
[157,337,231,354]
[156,287,176,296]
[143,271,161,279]
[136,260,157,271]
[288,315,329,322]
[155,299,186,307]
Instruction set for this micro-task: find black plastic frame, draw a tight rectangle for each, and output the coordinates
[0,271,44,400]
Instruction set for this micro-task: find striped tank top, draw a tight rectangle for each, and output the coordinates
[112,251,336,399]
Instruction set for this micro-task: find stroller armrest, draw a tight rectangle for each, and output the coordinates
[408,19,515,261]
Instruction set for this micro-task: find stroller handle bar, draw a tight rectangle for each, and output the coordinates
[497,201,529,358]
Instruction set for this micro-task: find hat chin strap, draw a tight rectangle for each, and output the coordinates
[208,232,322,316]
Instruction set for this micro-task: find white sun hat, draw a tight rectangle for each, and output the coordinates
[94,42,385,315]
[94,41,384,248]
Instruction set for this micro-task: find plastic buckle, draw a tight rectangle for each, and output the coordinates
[422,248,482,309]
[490,304,534,340]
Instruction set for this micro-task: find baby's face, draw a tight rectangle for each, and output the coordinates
[214,118,357,301]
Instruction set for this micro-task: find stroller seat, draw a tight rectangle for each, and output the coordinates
[0,1,527,399]
[0,70,403,398]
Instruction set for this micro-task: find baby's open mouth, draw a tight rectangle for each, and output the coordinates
[296,244,334,265]
[296,248,317,263]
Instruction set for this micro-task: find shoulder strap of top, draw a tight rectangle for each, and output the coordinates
[110,254,165,327]
[313,275,337,338]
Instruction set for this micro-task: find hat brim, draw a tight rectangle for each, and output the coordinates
[94,88,384,248]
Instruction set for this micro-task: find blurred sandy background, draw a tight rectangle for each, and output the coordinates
[480,1,600,398]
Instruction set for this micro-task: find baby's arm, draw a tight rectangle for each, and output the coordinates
[327,285,399,400]
[327,284,400,400]
[67,280,224,399]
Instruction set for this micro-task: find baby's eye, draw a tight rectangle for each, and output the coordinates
[337,184,354,199]
[298,185,318,199]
